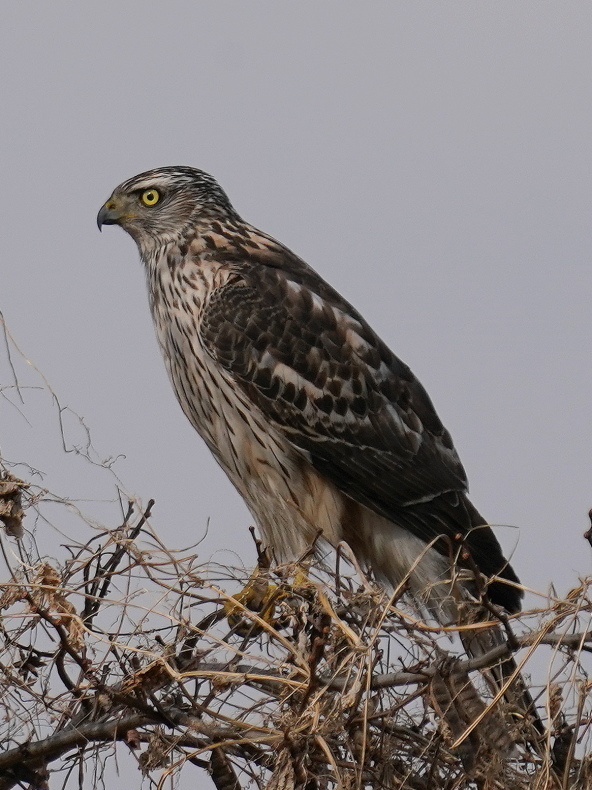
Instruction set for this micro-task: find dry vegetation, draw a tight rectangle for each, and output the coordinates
[1,476,592,790]
[1,319,592,789]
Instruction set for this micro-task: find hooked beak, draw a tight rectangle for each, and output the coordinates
[97,199,122,231]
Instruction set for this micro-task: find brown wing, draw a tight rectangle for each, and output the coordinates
[200,241,521,611]
[200,245,468,514]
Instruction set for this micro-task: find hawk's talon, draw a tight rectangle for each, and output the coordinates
[224,569,280,636]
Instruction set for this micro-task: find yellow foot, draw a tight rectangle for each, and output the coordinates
[224,568,280,636]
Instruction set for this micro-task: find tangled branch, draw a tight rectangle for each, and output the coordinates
[0,488,591,790]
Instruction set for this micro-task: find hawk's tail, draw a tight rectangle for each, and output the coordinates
[459,610,544,742]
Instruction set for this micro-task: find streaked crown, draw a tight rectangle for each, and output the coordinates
[97,166,240,245]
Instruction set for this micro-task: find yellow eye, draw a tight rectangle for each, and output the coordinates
[140,188,160,206]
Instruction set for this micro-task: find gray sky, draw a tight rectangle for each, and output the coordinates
[1,2,591,785]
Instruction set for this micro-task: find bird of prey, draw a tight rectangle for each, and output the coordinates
[97,166,521,623]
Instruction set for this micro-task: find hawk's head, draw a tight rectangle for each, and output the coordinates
[97,166,238,245]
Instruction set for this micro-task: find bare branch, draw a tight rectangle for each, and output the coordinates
[2,472,592,788]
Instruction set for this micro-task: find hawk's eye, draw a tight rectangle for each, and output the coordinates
[140,189,160,206]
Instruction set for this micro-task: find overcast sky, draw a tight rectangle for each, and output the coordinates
[1,3,591,786]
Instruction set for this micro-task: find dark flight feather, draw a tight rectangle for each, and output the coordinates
[200,243,521,612]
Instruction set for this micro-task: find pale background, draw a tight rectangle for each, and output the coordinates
[1,3,591,787]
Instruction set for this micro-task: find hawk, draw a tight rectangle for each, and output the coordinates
[97,166,521,621]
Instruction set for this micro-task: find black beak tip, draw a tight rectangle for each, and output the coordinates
[97,205,117,231]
